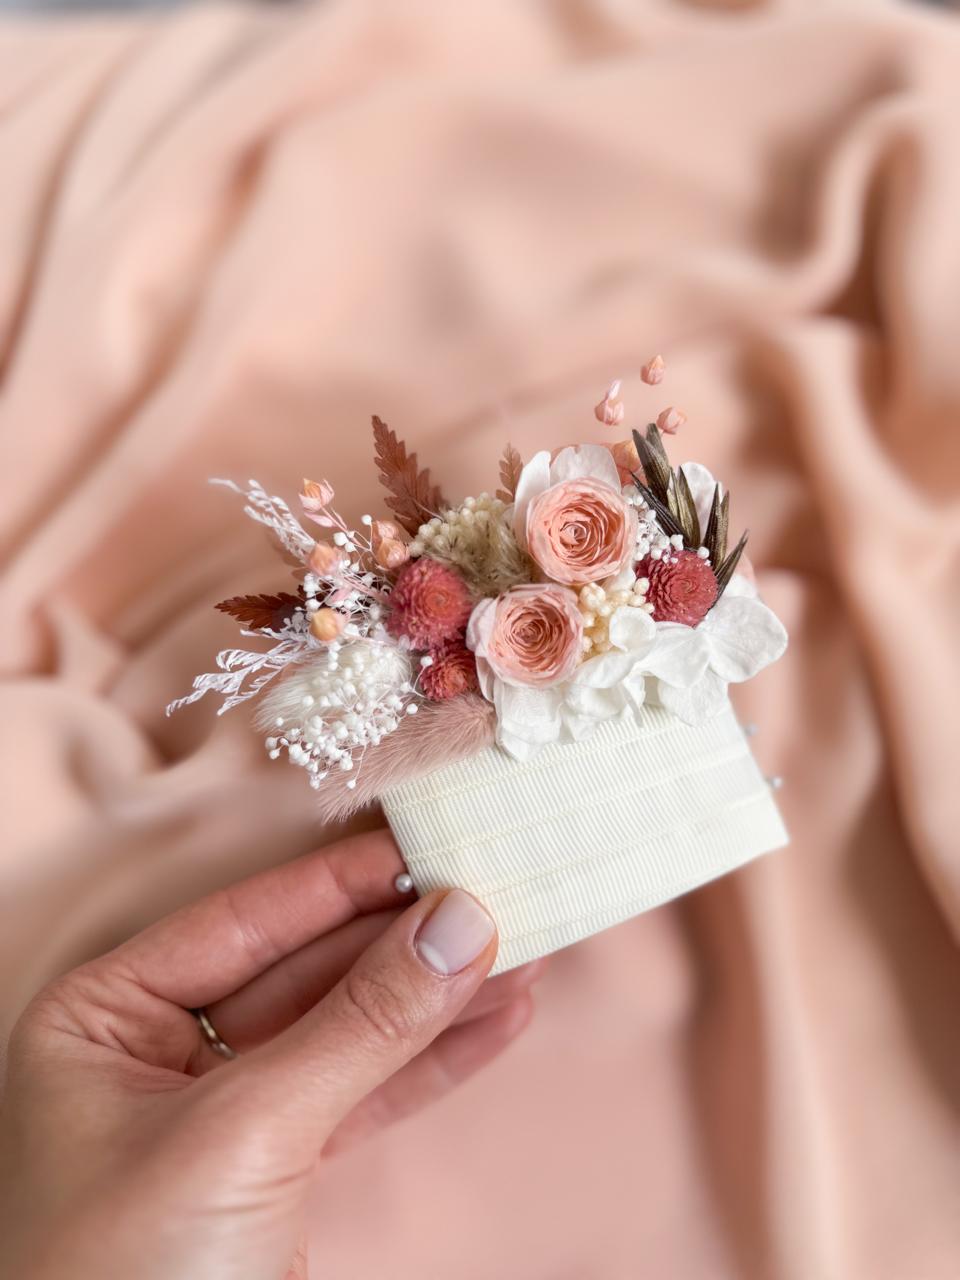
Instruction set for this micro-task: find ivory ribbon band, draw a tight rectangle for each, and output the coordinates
[382,703,788,974]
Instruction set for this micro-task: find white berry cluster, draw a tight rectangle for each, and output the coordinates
[257,639,416,789]
[578,578,652,656]
[410,495,531,598]
[624,487,673,563]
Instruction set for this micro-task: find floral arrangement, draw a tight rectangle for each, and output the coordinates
[168,367,787,798]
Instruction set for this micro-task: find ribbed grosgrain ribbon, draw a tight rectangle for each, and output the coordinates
[382,703,788,974]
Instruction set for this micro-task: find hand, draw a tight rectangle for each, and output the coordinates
[0,830,542,1280]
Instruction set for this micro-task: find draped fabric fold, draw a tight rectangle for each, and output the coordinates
[1,2,958,1276]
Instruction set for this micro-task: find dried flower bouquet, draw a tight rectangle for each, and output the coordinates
[170,370,789,971]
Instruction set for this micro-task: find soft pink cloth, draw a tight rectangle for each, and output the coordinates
[2,2,958,1276]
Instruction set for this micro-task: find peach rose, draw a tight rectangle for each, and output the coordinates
[467,584,583,688]
[526,478,637,586]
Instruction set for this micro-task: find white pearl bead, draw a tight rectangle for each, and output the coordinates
[394,873,414,894]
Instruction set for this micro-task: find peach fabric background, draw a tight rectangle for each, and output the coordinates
[2,1,959,1276]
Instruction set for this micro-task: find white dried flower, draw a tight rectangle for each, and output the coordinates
[409,496,531,597]
[255,640,414,784]
[578,580,651,656]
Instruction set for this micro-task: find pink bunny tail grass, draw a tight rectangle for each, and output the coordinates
[314,694,496,823]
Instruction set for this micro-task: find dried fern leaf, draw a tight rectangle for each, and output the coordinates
[496,443,524,503]
[215,590,304,631]
[371,415,448,536]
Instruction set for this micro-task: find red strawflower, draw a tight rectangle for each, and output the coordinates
[386,558,473,648]
[420,638,480,701]
[640,550,717,626]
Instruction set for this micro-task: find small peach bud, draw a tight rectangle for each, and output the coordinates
[300,478,335,512]
[371,519,402,549]
[308,541,343,575]
[641,355,665,386]
[310,608,345,642]
[610,439,641,486]
[656,406,686,435]
[594,379,625,427]
[375,538,410,570]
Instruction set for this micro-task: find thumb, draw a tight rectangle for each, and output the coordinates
[222,889,498,1145]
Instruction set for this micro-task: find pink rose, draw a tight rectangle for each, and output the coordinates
[468,584,583,688]
[526,478,637,586]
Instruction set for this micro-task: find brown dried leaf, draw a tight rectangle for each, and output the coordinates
[496,443,523,503]
[674,466,701,548]
[704,485,727,566]
[372,415,448,537]
[632,476,685,540]
[714,530,749,599]
[632,425,672,507]
[215,590,305,631]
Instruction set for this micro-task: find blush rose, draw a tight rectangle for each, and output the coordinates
[467,584,583,688]
[526,477,637,586]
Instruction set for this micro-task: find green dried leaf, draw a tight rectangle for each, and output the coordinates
[674,466,701,548]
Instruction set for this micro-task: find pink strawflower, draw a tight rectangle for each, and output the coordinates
[640,550,717,626]
[656,406,686,435]
[467,584,583,688]
[641,354,665,386]
[421,638,480,701]
[387,558,473,648]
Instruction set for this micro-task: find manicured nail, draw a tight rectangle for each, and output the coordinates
[416,890,496,975]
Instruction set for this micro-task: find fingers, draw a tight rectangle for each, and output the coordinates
[324,994,533,1155]
[92,829,406,1009]
[198,909,544,1067]
[217,889,498,1148]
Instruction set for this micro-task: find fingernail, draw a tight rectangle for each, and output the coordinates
[416,890,496,975]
